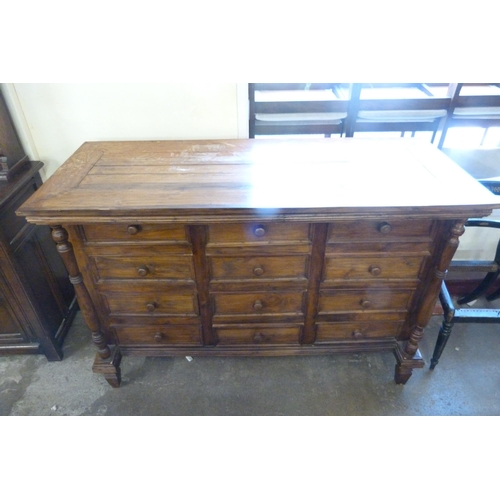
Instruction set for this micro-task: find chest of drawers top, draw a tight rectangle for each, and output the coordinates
[17,138,499,224]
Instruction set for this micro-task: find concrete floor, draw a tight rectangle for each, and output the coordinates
[1,312,500,416]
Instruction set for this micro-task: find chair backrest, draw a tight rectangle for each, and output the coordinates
[249,83,352,137]
[437,84,500,148]
[344,83,455,139]
[451,83,500,111]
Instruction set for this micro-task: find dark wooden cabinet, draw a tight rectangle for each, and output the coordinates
[17,138,500,384]
[0,89,77,360]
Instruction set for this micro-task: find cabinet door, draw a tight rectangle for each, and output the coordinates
[0,285,25,341]
[13,225,73,335]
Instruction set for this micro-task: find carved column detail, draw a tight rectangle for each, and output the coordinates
[414,219,466,337]
[395,219,467,384]
[50,225,111,360]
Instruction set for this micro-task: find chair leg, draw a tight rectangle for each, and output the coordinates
[430,317,454,369]
[480,127,489,146]
[437,124,449,149]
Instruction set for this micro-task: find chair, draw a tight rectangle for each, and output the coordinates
[437,83,500,149]
[248,83,351,138]
[431,219,500,369]
[430,149,500,368]
[344,83,455,143]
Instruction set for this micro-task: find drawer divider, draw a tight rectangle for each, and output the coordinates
[302,223,329,344]
[189,225,216,346]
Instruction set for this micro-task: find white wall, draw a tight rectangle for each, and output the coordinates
[2,83,246,179]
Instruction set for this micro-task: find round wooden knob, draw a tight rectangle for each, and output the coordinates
[154,332,163,342]
[127,225,140,235]
[352,330,364,339]
[253,266,265,276]
[146,302,157,312]
[253,333,264,343]
[378,222,392,234]
[360,299,372,309]
[253,300,264,311]
[254,225,266,237]
[369,265,382,276]
[137,265,149,277]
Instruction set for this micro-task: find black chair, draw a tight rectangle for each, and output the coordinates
[344,83,455,143]
[431,159,500,369]
[249,83,351,138]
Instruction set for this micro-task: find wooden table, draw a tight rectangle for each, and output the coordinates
[17,138,500,387]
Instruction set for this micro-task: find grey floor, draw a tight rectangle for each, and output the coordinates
[2,311,500,416]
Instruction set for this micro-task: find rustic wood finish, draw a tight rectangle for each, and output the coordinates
[17,138,500,387]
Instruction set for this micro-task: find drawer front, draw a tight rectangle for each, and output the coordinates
[316,321,403,342]
[93,255,195,280]
[114,324,202,345]
[207,223,311,245]
[84,224,189,243]
[326,241,431,255]
[318,289,413,313]
[215,325,301,345]
[328,219,433,242]
[103,291,199,316]
[323,256,424,281]
[213,292,305,316]
[210,255,308,281]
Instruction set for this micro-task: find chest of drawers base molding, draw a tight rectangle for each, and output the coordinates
[17,139,500,387]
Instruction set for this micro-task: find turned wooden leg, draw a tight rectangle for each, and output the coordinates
[50,226,121,387]
[430,318,454,370]
[393,220,466,384]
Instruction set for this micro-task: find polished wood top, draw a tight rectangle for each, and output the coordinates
[18,138,500,223]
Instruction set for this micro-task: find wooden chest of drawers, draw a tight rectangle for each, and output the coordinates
[17,138,500,387]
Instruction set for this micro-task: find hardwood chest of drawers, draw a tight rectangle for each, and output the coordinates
[17,138,500,387]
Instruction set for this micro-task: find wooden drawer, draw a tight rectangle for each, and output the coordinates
[318,289,413,313]
[210,255,308,281]
[83,224,189,243]
[326,240,431,255]
[207,223,311,245]
[323,256,424,281]
[328,219,433,242]
[102,291,199,316]
[93,255,195,280]
[316,321,403,342]
[215,325,301,345]
[213,291,305,316]
[114,324,202,345]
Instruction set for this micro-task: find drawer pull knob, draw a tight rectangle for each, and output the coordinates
[127,225,141,235]
[137,265,149,277]
[146,302,157,312]
[253,333,264,343]
[378,222,392,234]
[253,300,264,311]
[352,330,365,339]
[360,299,372,309]
[253,266,265,276]
[254,225,266,237]
[154,332,163,342]
[369,265,382,276]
